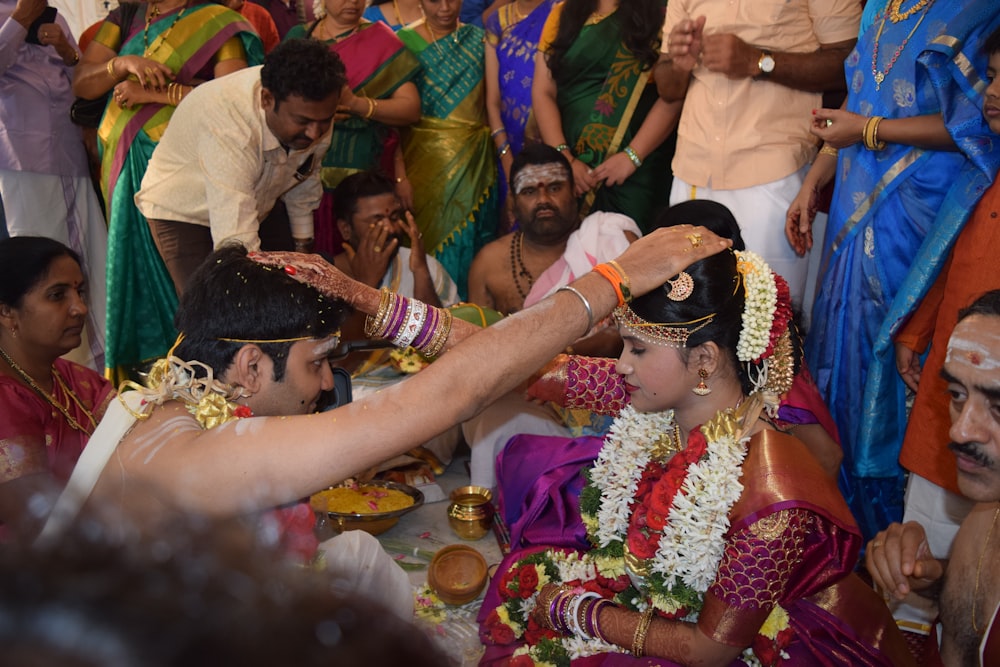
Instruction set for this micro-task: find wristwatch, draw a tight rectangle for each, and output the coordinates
[757,50,775,76]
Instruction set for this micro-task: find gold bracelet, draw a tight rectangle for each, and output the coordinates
[424,308,453,358]
[631,607,655,657]
[106,56,117,78]
[364,97,377,120]
[819,143,838,157]
[364,287,394,338]
[863,115,886,151]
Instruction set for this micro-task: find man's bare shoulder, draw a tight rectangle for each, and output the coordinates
[117,402,204,466]
[474,232,515,266]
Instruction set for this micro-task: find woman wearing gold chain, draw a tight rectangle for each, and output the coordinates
[474,215,915,665]
[785,0,1000,546]
[71,0,264,385]
[0,237,113,535]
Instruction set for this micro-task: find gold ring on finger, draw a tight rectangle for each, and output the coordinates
[871,541,884,549]
[373,245,382,253]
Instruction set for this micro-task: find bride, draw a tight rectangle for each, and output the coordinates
[475,239,915,665]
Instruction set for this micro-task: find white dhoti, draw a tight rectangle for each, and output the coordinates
[670,166,811,310]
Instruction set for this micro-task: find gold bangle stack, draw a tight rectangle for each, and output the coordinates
[364,97,377,120]
[364,287,394,338]
[863,115,886,151]
[167,82,185,106]
[106,56,118,78]
[631,607,655,657]
[423,308,452,357]
[819,143,839,157]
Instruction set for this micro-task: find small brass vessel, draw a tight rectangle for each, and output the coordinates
[447,485,494,540]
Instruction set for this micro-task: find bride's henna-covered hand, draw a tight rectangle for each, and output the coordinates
[250,250,481,354]
[249,251,381,315]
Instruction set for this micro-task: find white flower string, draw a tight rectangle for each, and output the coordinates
[734,250,778,364]
[590,405,674,548]
[649,429,747,592]
[592,408,748,607]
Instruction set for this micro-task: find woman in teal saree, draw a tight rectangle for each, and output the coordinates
[73,0,263,384]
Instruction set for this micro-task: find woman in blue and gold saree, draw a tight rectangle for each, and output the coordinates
[485,0,554,222]
[790,0,1000,539]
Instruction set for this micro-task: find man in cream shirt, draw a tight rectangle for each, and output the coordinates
[135,38,344,295]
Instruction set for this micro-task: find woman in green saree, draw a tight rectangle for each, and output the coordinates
[73,0,264,384]
[286,0,422,257]
[533,0,675,230]
[398,0,499,298]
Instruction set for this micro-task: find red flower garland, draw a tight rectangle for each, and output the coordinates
[762,273,793,360]
[625,429,709,557]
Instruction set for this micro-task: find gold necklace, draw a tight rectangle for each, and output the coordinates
[649,421,683,460]
[144,4,187,58]
[887,0,932,23]
[870,0,931,91]
[0,345,97,435]
[392,0,422,27]
[319,17,358,42]
[972,505,1000,634]
[511,0,526,21]
[425,19,459,46]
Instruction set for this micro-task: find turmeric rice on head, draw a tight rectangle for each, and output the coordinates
[315,485,415,514]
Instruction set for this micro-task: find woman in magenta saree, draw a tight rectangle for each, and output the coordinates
[286,1,421,256]
[477,246,914,665]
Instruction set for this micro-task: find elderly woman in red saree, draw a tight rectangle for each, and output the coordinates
[398,0,499,298]
[475,241,915,664]
[533,0,675,230]
[286,0,421,256]
[72,0,263,384]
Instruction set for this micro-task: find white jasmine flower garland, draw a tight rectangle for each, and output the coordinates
[734,251,778,363]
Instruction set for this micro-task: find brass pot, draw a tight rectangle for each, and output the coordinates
[447,486,494,540]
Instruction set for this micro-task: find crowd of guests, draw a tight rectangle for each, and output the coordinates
[4,0,1000,664]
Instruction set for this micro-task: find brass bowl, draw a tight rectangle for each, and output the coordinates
[447,485,494,541]
[311,480,424,536]
[428,544,489,605]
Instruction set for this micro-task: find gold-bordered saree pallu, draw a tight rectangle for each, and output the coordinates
[97,3,263,384]
[398,22,499,299]
[550,6,672,228]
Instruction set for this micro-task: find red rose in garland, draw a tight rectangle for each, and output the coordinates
[524,616,559,645]
[485,609,516,645]
[517,565,539,595]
